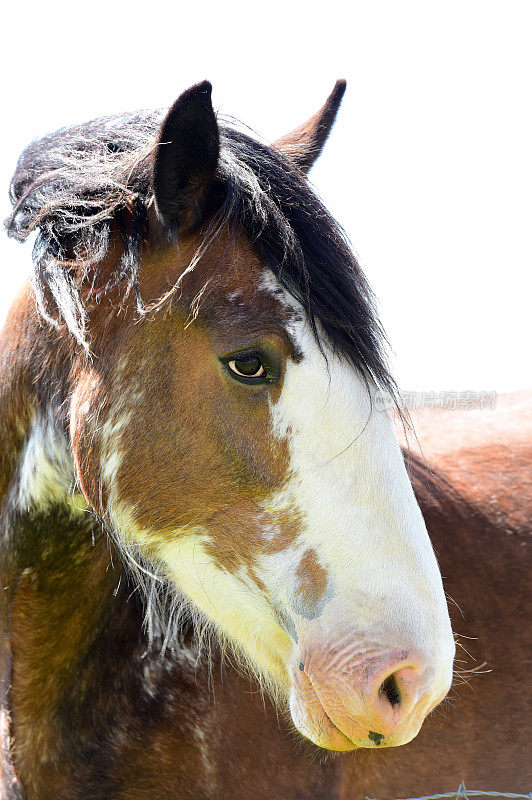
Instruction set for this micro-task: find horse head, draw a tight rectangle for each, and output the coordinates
[13,81,455,751]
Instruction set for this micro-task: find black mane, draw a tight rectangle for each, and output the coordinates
[5,109,397,400]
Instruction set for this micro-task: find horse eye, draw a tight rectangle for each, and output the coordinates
[228,354,266,379]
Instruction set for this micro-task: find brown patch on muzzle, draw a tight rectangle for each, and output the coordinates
[292,549,332,620]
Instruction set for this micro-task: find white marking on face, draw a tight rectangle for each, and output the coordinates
[157,536,291,677]
[257,305,454,674]
[109,500,294,689]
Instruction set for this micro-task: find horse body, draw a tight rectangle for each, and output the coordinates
[1,82,530,798]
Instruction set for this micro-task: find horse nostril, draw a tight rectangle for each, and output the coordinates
[379,673,402,707]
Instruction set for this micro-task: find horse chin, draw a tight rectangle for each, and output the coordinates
[288,686,359,751]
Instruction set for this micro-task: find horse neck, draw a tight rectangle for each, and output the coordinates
[0,286,141,793]
[0,283,79,547]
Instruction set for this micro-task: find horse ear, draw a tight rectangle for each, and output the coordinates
[152,81,220,232]
[273,80,346,174]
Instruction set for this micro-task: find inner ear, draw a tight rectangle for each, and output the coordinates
[273,80,346,174]
[151,81,220,234]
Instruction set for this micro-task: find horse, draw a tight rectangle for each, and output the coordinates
[0,80,529,800]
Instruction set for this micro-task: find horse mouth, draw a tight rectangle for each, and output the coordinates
[289,684,359,751]
[288,665,430,751]
[289,669,368,751]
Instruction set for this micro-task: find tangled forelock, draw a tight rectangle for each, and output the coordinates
[5,108,398,401]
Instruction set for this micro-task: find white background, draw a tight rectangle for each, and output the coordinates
[1,1,530,391]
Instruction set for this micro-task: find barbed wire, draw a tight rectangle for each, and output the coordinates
[366,783,531,800]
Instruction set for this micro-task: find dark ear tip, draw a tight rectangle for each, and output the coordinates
[273,79,347,172]
[195,79,213,97]
[332,80,347,102]
[175,80,213,107]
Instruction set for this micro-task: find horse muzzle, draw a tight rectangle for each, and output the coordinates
[288,642,453,750]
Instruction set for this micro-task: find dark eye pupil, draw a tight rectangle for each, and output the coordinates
[234,356,262,376]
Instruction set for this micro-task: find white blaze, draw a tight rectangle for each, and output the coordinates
[260,310,454,679]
